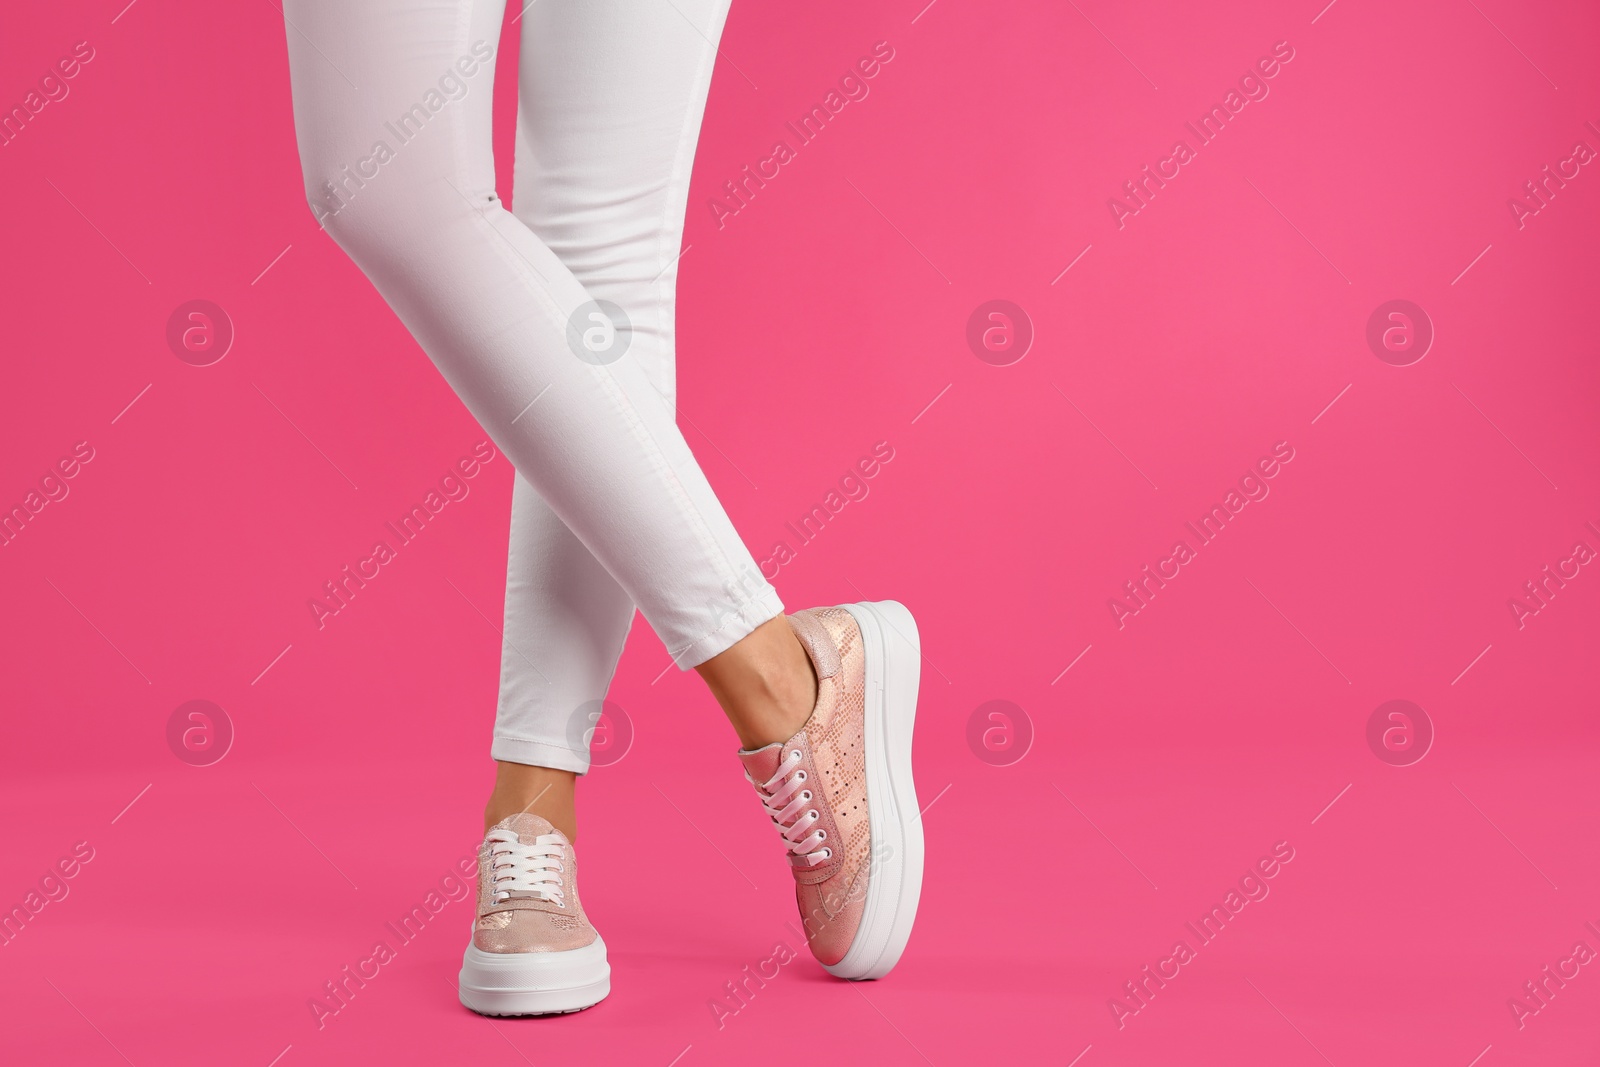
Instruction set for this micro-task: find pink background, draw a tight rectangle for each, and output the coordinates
[3,0,1598,1064]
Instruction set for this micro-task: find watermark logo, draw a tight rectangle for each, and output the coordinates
[966,699,1033,766]
[166,699,234,767]
[567,699,634,768]
[966,300,1033,366]
[0,40,96,150]
[1,841,95,949]
[1109,442,1296,629]
[1365,299,1432,366]
[307,442,497,630]
[1365,699,1432,766]
[1508,125,1597,230]
[1508,524,1597,629]
[566,300,631,365]
[166,300,234,366]
[1508,921,1600,1030]
[1107,41,1297,229]
[308,853,478,1029]
[309,41,495,225]
[0,440,95,550]
[708,41,897,230]
[759,441,896,580]
[1109,841,1296,1028]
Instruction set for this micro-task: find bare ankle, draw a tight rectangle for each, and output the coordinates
[696,615,817,750]
[485,762,578,841]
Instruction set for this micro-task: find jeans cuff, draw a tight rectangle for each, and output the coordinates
[670,584,786,669]
[490,735,591,776]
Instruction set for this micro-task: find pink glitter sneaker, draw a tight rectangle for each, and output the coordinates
[739,601,924,980]
[457,813,610,1016]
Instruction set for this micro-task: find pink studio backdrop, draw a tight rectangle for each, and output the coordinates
[2,0,1597,1064]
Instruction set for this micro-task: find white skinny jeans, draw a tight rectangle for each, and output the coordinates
[283,0,782,773]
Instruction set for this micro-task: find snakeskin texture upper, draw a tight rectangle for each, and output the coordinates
[739,607,871,966]
[472,813,598,954]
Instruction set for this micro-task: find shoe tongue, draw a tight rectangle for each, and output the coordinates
[492,811,562,843]
[738,742,786,784]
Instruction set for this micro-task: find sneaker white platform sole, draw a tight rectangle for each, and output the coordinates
[826,600,924,980]
[458,937,610,1016]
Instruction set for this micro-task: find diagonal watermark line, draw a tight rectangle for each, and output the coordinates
[111,783,152,825]
[45,978,138,1067]
[1245,577,1351,684]
[1451,243,1493,285]
[652,782,759,889]
[111,0,140,23]
[1051,644,1093,684]
[1066,1044,1094,1067]
[916,782,952,822]
[1452,781,1558,889]
[514,783,555,822]
[251,244,293,286]
[911,0,939,24]
[486,1019,535,1064]
[849,984,936,1065]
[251,644,294,686]
[1053,783,1159,890]
[1465,0,1558,89]
[1051,244,1094,284]
[911,383,952,424]
[1310,383,1351,425]
[252,382,360,489]
[445,577,549,684]
[1310,0,1339,24]
[844,176,951,284]
[1310,783,1351,824]
[1465,1044,1493,1067]
[510,382,553,426]
[1245,977,1337,1066]
[45,177,151,285]
[666,1044,693,1067]
[254,782,360,890]
[650,244,693,285]
[111,383,153,424]
[43,576,151,684]
[266,1045,293,1067]
[1452,383,1557,489]
[1451,643,1492,685]
[1066,0,1158,89]
[1051,382,1158,489]
[663,0,758,89]
[651,659,676,685]
[841,576,953,684]
[510,0,541,24]
[1244,176,1351,284]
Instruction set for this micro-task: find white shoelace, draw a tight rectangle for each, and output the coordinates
[485,829,566,907]
[750,747,833,867]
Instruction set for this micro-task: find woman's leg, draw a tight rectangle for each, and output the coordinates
[484,0,813,834]
[284,0,917,990]
[282,0,783,682]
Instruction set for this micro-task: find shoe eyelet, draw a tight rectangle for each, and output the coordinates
[801,790,812,801]
[816,828,827,840]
